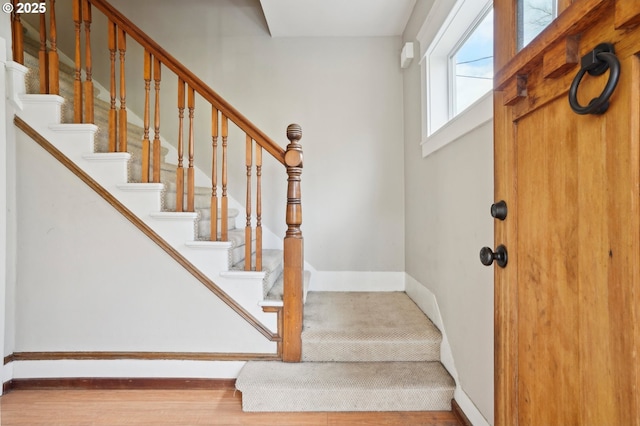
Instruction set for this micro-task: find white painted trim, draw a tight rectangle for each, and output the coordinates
[9,359,246,379]
[404,274,489,426]
[417,0,494,158]
[416,0,457,59]
[421,92,493,157]
[5,61,28,110]
[83,153,132,162]
[455,387,491,426]
[310,271,404,292]
[1,35,8,395]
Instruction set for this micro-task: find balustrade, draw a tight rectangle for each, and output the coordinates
[10,0,304,362]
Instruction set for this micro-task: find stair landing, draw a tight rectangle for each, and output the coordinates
[302,291,443,362]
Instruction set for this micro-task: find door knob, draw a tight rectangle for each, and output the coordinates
[491,200,507,220]
[480,245,508,268]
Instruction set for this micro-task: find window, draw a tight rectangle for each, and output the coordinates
[518,0,557,50]
[452,9,493,115]
[417,0,494,157]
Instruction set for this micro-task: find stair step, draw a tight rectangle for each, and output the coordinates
[225,249,283,297]
[24,51,172,164]
[235,361,455,412]
[263,270,312,305]
[301,292,442,362]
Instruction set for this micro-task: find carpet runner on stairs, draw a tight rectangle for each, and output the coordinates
[235,292,455,412]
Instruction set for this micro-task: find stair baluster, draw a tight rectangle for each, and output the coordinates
[187,86,195,212]
[82,0,93,122]
[73,0,83,122]
[48,0,59,95]
[245,136,253,271]
[221,114,229,242]
[211,108,219,241]
[11,0,24,64]
[107,20,116,151]
[38,11,49,93]
[141,51,152,182]
[151,57,161,179]
[283,124,303,362]
[117,27,127,152]
[175,78,185,209]
[256,145,263,271]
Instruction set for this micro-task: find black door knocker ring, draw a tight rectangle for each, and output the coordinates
[568,43,620,115]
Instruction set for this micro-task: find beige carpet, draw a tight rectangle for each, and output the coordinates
[237,292,455,412]
[236,360,454,412]
[302,292,442,362]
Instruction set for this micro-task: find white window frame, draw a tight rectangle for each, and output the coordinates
[418,0,493,158]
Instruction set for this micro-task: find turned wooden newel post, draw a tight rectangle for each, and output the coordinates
[283,123,304,362]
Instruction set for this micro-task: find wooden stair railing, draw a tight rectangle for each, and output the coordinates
[10,0,304,362]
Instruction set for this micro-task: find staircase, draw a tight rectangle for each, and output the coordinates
[237,292,455,412]
[8,0,456,414]
[17,27,301,339]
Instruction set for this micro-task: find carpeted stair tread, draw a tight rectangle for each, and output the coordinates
[265,270,311,302]
[235,360,454,412]
[232,249,283,296]
[302,292,442,362]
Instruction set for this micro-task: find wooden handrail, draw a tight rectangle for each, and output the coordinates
[87,0,285,165]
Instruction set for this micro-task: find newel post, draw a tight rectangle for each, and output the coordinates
[282,124,303,362]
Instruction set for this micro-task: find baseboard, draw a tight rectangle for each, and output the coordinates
[3,377,236,393]
[454,387,490,426]
[309,271,405,292]
[404,274,458,378]
[452,399,473,426]
[6,358,249,381]
[5,351,278,363]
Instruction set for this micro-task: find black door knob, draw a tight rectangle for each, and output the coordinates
[480,245,508,268]
[490,200,507,220]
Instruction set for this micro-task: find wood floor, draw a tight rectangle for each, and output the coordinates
[0,389,464,425]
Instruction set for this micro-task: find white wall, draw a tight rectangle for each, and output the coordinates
[402,0,495,423]
[43,0,406,275]
[13,126,276,356]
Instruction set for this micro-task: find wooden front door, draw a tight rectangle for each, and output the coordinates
[493,1,640,425]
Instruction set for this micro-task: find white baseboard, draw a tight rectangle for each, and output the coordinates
[309,271,405,292]
[1,364,13,394]
[8,359,245,380]
[404,273,489,426]
[455,387,490,426]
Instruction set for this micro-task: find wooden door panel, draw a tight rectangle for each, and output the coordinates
[494,1,640,424]
[517,99,580,426]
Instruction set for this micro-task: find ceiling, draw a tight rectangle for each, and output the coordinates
[259,0,417,37]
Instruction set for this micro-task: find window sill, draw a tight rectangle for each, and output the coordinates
[421,91,493,158]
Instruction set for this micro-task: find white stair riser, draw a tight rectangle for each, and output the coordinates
[111,190,163,216]
[164,193,213,211]
[81,155,130,187]
[144,216,197,247]
[6,61,29,108]
[177,245,231,274]
[17,95,63,129]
